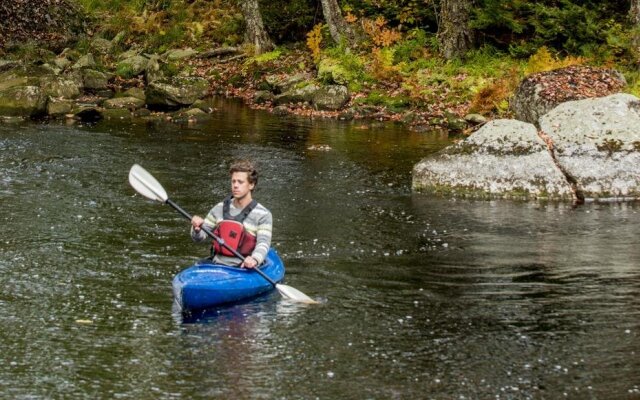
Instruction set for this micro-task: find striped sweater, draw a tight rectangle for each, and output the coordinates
[190,199,273,266]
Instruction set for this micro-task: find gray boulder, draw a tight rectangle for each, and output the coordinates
[40,75,81,99]
[46,97,74,116]
[412,119,573,199]
[103,97,145,109]
[145,76,209,108]
[82,69,111,90]
[72,54,97,70]
[116,55,149,78]
[274,83,320,106]
[540,93,640,200]
[0,69,47,117]
[164,48,198,61]
[313,85,350,111]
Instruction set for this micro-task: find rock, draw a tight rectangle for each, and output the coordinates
[72,54,97,70]
[540,93,640,200]
[274,83,320,106]
[0,68,47,117]
[91,37,113,54]
[53,57,72,70]
[267,73,312,94]
[164,48,198,61]
[444,111,467,132]
[511,65,626,126]
[116,55,149,78]
[118,49,140,61]
[133,108,151,117]
[254,90,274,104]
[272,106,290,116]
[312,85,350,111]
[145,76,209,108]
[412,119,573,199]
[0,85,47,117]
[40,75,81,99]
[102,108,132,120]
[0,60,20,72]
[464,113,487,125]
[103,96,145,109]
[123,87,146,100]
[144,54,164,84]
[46,97,74,116]
[82,69,110,90]
[111,31,126,47]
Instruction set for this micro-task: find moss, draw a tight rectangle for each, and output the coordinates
[597,138,624,155]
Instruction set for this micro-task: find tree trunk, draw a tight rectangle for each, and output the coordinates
[631,0,640,68]
[631,0,640,24]
[319,0,355,46]
[239,0,274,54]
[438,0,474,60]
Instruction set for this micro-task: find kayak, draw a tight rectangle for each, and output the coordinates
[172,248,285,311]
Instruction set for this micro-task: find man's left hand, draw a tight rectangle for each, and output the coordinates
[241,256,258,269]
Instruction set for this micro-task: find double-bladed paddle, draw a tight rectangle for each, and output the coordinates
[128,163,318,304]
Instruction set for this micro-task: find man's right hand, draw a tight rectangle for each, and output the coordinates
[191,215,204,231]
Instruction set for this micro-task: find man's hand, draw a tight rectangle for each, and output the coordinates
[241,256,258,269]
[191,215,204,231]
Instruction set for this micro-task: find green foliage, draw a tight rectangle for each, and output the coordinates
[354,90,411,112]
[472,0,631,58]
[392,29,429,64]
[344,0,437,31]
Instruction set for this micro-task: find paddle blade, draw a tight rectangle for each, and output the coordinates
[129,164,168,203]
[275,284,320,304]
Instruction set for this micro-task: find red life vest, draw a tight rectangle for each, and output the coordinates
[212,196,257,257]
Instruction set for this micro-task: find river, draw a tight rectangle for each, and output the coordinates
[1,98,639,399]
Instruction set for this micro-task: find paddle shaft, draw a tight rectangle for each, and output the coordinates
[164,198,279,287]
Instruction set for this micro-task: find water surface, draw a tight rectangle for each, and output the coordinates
[1,98,639,399]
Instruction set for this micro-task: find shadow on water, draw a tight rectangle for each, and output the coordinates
[1,99,640,399]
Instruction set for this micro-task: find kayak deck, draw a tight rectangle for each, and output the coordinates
[172,248,285,311]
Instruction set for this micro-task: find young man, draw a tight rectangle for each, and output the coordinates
[190,160,273,268]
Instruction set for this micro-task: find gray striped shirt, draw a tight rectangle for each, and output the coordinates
[191,200,273,266]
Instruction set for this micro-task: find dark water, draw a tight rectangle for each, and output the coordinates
[1,98,639,399]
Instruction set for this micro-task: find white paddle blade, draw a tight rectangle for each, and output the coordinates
[276,284,320,304]
[129,164,168,203]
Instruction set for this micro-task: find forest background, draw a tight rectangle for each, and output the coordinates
[2,0,640,126]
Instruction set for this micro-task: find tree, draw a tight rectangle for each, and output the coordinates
[631,0,640,67]
[239,0,274,54]
[319,0,356,46]
[438,0,474,59]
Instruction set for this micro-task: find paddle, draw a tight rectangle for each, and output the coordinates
[128,163,319,304]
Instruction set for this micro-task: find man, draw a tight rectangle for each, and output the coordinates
[190,160,272,268]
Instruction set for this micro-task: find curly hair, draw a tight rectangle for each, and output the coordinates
[229,160,258,186]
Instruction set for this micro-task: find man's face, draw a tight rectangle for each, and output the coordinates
[231,171,254,199]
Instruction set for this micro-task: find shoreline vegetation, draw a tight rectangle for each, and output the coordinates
[1,0,640,133]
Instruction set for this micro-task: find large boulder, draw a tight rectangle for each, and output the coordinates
[313,85,350,111]
[145,76,209,108]
[540,93,640,200]
[511,65,626,126]
[40,75,81,99]
[0,68,47,117]
[412,119,573,199]
[116,55,149,78]
[274,83,320,106]
[82,69,110,90]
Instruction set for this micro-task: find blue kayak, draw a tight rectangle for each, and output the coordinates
[172,248,285,311]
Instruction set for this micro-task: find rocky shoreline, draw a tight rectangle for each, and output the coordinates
[2,36,638,203]
[413,93,640,203]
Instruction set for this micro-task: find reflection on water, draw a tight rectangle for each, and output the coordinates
[1,99,639,398]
